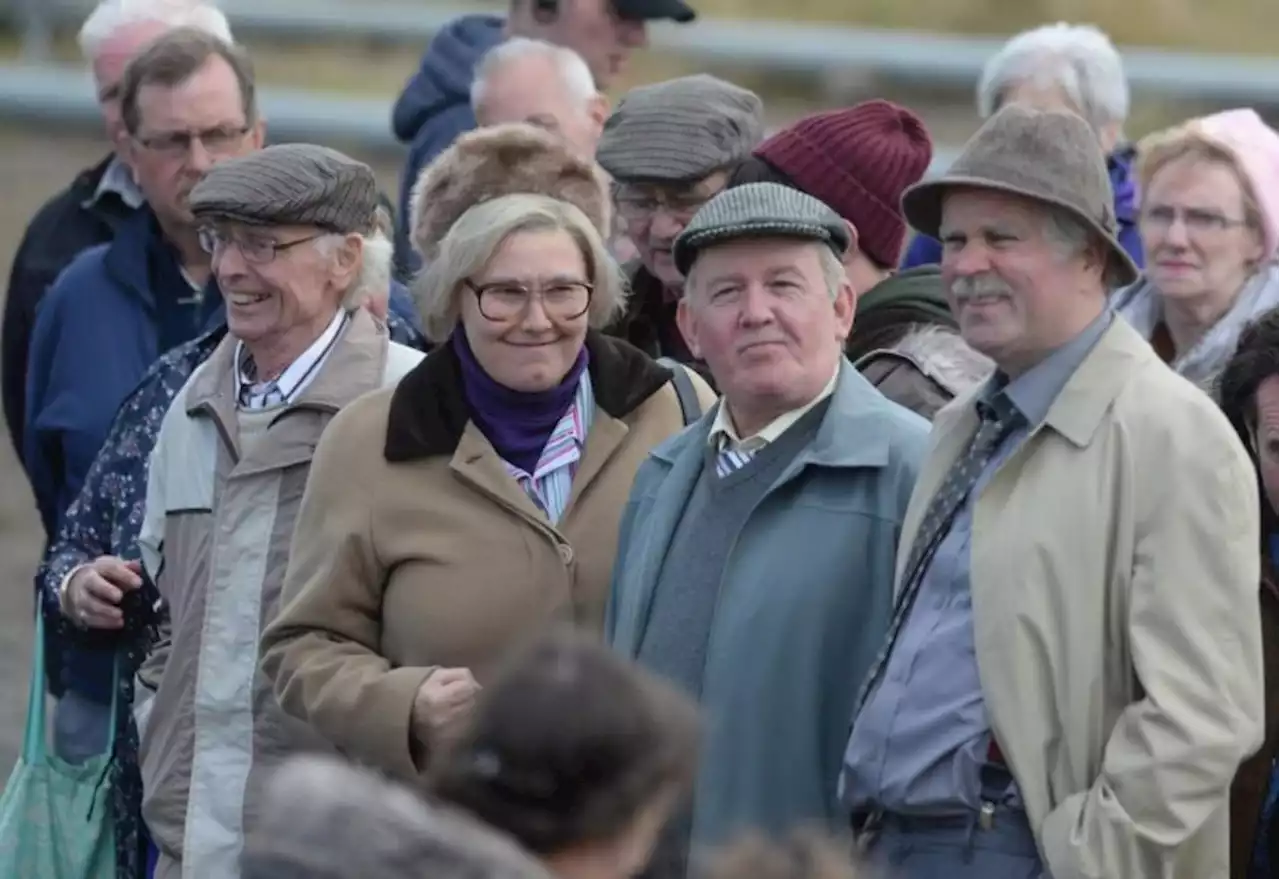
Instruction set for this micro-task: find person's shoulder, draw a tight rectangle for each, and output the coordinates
[20,166,103,241]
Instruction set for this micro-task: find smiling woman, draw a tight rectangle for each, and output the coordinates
[259,192,716,806]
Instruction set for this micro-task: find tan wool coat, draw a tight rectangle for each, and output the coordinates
[260,332,715,783]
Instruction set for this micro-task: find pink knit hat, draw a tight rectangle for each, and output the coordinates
[1195,109,1280,260]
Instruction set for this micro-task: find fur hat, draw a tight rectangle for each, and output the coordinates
[409,123,612,263]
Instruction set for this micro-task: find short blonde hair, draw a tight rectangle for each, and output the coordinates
[415,193,627,343]
[1137,124,1264,231]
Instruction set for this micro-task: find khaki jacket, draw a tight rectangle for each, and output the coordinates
[897,318,1264,879]
[260,332,715,784]
[134,310,423,876]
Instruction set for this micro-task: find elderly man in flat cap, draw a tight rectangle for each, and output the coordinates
[841,105,1263,879]
[596,74,764,373]
[55,143,425,879]
[606,182,928,874]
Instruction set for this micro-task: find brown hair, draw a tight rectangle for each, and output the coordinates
[120,27,256,135]
[699,830,861,879]
[1137,124,1263,232]
[409,123,612,263]
[429,627,699,856]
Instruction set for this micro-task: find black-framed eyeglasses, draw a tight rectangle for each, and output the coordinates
[465,278,593,322]
[613,185,712,222]
[134,125,251,157]
[198,227,325,264]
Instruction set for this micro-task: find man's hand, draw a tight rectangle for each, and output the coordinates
[411,667,481,749]
[64,556,142,630]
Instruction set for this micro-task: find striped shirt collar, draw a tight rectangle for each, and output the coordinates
[502,369,594,481]
[234,310,348,410]
[709,366,839,454]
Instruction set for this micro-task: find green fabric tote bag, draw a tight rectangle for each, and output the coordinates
[0,610,116,878]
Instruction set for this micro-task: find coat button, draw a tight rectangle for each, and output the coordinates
[558,544,574,565]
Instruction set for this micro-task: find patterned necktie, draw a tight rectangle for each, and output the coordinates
[853,395,1025,714]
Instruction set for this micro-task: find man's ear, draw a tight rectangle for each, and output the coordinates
[248,118,267,150]
[675,293,702,360]
[587,92,610,131]
[841,218,860,269]
[332,233,364,292]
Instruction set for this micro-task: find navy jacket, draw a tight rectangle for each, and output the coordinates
[4,154,138,455]
[391,14,504,278]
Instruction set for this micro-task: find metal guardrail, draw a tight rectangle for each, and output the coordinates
[16,0,1280,106]
[0,62,964,173]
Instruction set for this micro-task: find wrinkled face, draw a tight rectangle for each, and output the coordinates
[1140,154,1265,306]
[206,221,357,350]
[615,171,728,287]
[1255,374,1279,516]
[548,0,648,88]
[92,19,170,149]
[475,55,605,160]
[127,56,263,232]
[678,239,853,413]
[459,228,593,392]
[939,188,1101,376]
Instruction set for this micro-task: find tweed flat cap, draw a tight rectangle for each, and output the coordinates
[673,182,850,275]
[596,74,764,183]
[901,104,1139,286]
[189,143,379,234]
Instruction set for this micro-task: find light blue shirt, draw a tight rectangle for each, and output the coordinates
[501,370,594,525]
[841,309,1113,815]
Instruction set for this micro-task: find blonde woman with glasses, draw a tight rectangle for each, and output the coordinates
[260,193,714,784]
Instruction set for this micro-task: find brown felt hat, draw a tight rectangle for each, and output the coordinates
[901,104,1139,286]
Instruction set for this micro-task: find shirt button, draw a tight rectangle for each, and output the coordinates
[558,544,574,566]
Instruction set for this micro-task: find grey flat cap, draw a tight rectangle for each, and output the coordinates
[596,74,764,184]
[189,143,379,234]
[673,182,850,275]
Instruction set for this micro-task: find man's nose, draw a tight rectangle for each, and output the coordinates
[944,242,993,278]
[186,138,214,174]
[649,210,685,241]
[738,284,775,325]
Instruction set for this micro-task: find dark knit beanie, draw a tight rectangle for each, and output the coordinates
[754,100,933,267]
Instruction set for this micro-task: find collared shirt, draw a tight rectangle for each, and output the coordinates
[842,308,1114,815]
[708,367,840,455]
[234,310,348,410]
[84,155,144,211]
[502,370,595,525]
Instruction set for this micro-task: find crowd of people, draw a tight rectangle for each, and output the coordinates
[2,1,1277,878]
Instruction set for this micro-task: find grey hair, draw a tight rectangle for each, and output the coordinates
[1041,204,1128,289]
[242,756,552,879]
[977,23,1129,132]
[314,230,395,311]
[471,37,597,119]
[415,193,628,343]
[78,0,233,61]
[684,240,847,303]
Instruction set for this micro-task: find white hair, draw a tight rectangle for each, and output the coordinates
[78,0,233,61]
[314,231,395,311]
[470,37,597,118]
[977,23,1129,131]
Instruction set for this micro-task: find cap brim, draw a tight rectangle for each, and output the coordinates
[615,0,696,22]
[901,175,1140,288]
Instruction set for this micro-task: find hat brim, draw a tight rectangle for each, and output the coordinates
[901,175,1140,287]
[674,220,846,276]
[614,0,696,22]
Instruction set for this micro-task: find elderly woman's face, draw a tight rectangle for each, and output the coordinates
[459,228,592,392]
[208,221,358,348]
[1140,155,1265,305]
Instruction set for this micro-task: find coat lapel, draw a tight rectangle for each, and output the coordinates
[612,416,715,655]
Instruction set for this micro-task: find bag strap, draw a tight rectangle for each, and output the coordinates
[657,358,702,426]
[21,607,121,765]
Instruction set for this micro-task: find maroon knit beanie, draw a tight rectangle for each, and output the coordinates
[754,100,933,267]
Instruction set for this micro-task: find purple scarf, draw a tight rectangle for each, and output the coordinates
[452,329,588,475]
